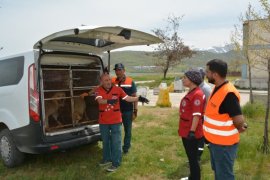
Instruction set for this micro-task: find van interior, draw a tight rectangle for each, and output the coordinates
[40,54,102,134]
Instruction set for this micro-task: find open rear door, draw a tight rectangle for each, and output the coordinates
[34,26,163,54]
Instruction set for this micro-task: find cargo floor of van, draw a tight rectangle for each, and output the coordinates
[40,63,100,133]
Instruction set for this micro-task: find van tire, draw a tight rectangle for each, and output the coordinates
[0,129,25,167]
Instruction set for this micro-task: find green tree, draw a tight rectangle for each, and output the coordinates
[152,15,194,79]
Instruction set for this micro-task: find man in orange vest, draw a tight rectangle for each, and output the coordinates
[112,63,137,154]
[81,73,149,172]
[203,59,247,180]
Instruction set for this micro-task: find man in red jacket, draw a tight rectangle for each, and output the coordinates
[92,73,148,172]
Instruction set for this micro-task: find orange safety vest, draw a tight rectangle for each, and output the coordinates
[203,82,240,145]
[112,76,135,111]
[112,77,133,88]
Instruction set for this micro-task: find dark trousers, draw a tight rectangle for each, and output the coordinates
[197,117,208,160]
[197,136,209,160]
[182,137,202,180]
[122,111,133,152]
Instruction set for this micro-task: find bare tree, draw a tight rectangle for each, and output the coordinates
[152,15,194,79]
[248,0,270,153]
[231,4,255,104]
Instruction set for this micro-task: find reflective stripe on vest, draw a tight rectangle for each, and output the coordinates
[203,82,240,145]
[112,77,133,87]
[115,84,132,87]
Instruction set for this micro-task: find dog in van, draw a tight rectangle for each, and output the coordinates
[73,97,87,124]
[44,92,66,128]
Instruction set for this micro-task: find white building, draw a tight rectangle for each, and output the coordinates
[235,19,270,89]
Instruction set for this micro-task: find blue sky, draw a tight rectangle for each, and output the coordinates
[0,0,263,57]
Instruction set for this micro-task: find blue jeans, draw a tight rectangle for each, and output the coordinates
[99,123,122,167]
[122,111,133,152]
[209,143,238,180]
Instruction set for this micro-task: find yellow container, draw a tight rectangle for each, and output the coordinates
[156,89,172,107]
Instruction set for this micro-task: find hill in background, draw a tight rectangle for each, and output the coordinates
[106,50,244,75]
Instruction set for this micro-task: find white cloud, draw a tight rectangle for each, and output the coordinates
[183,27,234,48]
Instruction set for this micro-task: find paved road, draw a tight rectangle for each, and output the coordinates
[138,89,251,108]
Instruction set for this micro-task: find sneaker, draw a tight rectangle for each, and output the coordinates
[180,177,189,180]
[106,165,118,172]
[99,160,111,167]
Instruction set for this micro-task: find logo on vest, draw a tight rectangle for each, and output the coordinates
[182,100,186,107]
[105,104,114,111]
[194,99,201,106]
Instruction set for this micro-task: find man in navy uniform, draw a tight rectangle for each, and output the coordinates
[112,63,137,154]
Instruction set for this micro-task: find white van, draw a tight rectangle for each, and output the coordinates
[0,26,162,167]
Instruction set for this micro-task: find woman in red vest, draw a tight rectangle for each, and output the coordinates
[179,70,205,180]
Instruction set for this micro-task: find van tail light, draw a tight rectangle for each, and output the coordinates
[28,64,40,122]
[50,145,59,151]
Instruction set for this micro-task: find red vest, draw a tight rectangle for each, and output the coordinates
[203,82,240,145]
[178,87,205,138]
[95,86,127,124]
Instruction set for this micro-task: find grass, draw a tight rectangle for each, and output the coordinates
[242,101,266,119]
[131,74,240,89]
[132,74,178,89]
[1,106,270,179]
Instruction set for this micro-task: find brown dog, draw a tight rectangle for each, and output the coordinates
[73,97,87,124]
[44,92,66,128]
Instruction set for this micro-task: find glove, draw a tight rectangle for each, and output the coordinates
[138,96,149,104]
[107,99,118,105]
[132,109,138,120]
[187,131,195,140]
[80,92,89,99]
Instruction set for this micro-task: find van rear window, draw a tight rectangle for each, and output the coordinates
[0,56,24,87]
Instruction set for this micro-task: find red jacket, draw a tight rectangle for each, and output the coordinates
[95,85,127,124]
[178,87,205,138]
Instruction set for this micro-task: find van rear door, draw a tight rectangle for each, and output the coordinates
[33,26,163,54]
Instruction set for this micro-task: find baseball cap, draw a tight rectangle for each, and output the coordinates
[113,63,125,70]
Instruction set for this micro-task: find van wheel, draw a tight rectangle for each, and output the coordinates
[0,129,25,167]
